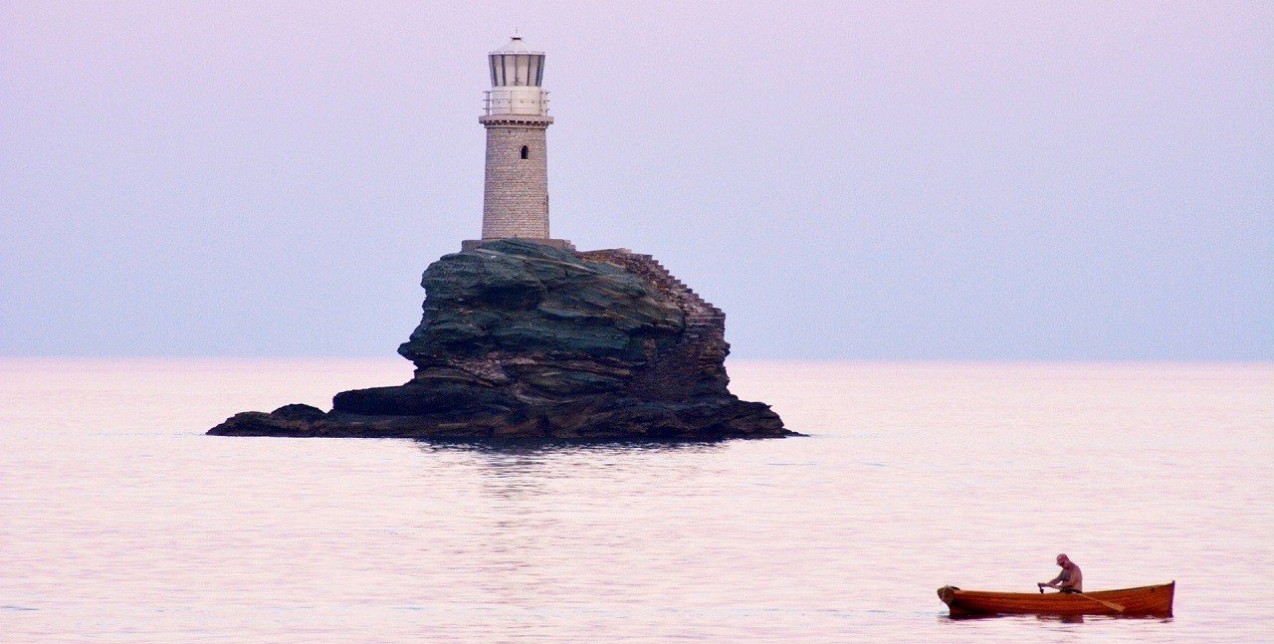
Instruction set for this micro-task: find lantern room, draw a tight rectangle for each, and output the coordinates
[489,36,545,87]
[484,36,550,117]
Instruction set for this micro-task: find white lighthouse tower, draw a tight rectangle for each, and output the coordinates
[465,36,572,251]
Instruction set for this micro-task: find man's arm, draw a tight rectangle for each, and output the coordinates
[1038,572,1065,589]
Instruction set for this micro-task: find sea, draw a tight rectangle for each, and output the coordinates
[1,359,1270,643]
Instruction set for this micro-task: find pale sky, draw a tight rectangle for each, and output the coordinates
[2,1,1271,359]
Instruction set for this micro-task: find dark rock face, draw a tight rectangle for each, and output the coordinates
[209,240,794,441]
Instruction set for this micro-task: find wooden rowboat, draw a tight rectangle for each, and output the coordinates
[937,582,1174,618]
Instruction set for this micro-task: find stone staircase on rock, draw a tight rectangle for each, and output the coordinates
[578,249,730,400]
[577,249,725,340]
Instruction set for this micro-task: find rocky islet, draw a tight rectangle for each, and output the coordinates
[208,240,794,441]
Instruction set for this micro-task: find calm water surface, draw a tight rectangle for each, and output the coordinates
[1,359,1270,642]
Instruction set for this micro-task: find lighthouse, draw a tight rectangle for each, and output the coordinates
[465,36,572,251]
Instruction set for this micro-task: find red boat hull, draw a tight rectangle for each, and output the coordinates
[938,582,1175,618]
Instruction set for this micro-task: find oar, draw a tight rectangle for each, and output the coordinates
[1070,592,1124,613]
[1037,585,1124,612]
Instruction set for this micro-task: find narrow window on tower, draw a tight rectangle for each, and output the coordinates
[520,145,529,159]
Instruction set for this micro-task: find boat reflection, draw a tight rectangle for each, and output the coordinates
[1039,614,1085,624]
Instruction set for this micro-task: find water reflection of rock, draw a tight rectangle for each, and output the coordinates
[417,440,725,499]
[414,440,727,611]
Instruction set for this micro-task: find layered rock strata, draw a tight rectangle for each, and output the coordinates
[208,240,793,441]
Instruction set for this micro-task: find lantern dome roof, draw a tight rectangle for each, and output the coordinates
[492,36,543,55]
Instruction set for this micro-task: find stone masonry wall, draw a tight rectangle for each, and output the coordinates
[482,122,550,239]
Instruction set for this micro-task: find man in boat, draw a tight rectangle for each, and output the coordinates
[1038,553,1083,593]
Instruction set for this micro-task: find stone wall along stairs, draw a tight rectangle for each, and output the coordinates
[577,249,725,339]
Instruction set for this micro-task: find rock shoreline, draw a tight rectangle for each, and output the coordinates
[208,240,795,442]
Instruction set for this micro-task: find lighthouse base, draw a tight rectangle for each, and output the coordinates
[462,238,574,251]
